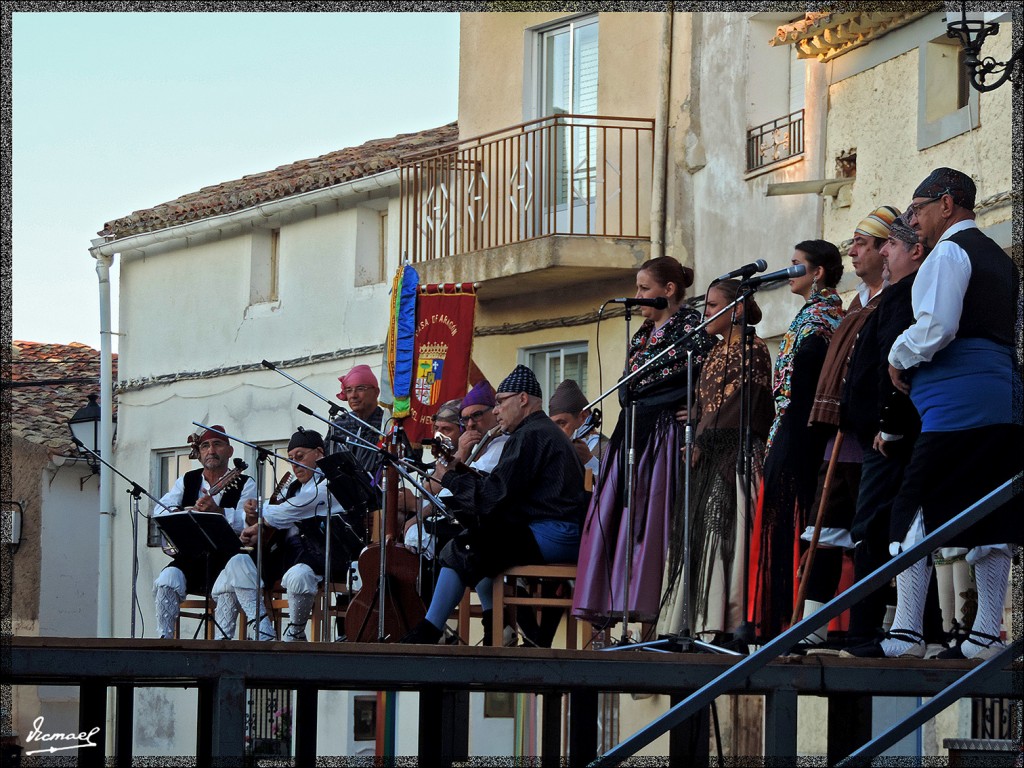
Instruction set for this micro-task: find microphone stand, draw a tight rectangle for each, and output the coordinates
[261,358,386,447]
[297,405,451,640]
[73,438,191,639]
[584,285,772,653]
[192,422,320,641]
[733,287,758,648]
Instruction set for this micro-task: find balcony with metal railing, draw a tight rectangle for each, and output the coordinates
[746,109,805,174]
[399,114,655,297]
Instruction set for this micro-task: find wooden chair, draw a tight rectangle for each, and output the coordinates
[176,596,245,640]
[490,563,590,649]
[268,580,353,642]
[455,589,484,644]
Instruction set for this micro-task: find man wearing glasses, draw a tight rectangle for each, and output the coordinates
[874,167,1021,661]
[330,364,387,475]
[401,365,589,645]
[403,381,510,560]
[152,425,257,639]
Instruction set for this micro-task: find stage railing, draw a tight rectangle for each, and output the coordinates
[595,471,1023,765]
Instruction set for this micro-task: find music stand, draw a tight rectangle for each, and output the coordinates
[155,511,244,639]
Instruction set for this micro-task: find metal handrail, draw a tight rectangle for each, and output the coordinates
[836,637,1023,766]
[592,471,1023,766]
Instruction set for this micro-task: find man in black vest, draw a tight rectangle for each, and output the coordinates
[153,425,257,639]
[846,168,1021,660]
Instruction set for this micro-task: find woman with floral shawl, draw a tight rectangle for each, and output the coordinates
[751,240,845,642]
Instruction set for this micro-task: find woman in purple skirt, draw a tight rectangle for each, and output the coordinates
[572,256,715,636]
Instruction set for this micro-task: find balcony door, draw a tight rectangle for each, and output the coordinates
[537,15,598,234]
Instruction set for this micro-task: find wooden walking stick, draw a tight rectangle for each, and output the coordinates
[791,430,844,626]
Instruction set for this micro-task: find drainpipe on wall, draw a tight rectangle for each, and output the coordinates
[94,253,115,638]
[84,168,402,638]
[650,5,674,261]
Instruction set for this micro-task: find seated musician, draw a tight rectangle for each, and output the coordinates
[152,425,256,639]
[401,365,589,645]
[401,398,462,557]
[548,378,606,476]
[403,381,510,559]
[212,428,344,642]
[330,364,387,475]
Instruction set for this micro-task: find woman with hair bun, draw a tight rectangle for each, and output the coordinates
[751,240,845,642]
[573,256,716,634]
[658,279,775,641]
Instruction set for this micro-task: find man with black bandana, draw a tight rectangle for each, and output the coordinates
[845,168,1022,660]
[212,428,344,642]
[401,365,589,644]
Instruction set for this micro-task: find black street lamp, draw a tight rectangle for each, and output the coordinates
[946,5,1022,92]
[68,394,103,473]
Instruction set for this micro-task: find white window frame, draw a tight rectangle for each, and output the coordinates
[520,341,590,412]
[148,447,195,547]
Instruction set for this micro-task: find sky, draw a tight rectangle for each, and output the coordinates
[10,10,460,351]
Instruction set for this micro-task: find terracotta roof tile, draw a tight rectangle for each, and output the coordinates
[9,341,118,457]
[99,122,459,241]
[770,7,938,61]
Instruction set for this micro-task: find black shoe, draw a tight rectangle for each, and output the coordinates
[839,629,925,659]
[400,619,443,644]
[936,643,965,659]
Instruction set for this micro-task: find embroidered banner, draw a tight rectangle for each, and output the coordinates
[406,283,476,445]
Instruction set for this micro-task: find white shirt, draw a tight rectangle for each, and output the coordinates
[259,472,331,533]
[889,220,975,371]
[154,472,257,535]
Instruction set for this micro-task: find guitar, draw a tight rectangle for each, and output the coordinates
[572,409,602,492]
[268,471,294,505]
[160,458,250,556]
[245,470,292,527]
[427,433,485,477]
[207,458,249,497]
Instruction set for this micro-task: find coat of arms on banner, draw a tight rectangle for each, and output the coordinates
[414,342,448,406]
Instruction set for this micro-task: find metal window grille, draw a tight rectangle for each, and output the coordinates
[746,110,804,172]
[246,687,292,759]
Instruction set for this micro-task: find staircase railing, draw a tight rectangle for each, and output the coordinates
[593,471,1022,765]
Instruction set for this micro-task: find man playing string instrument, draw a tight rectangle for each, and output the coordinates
[401,366,589,645]
[152,425,256,639]
[212,429,337,642]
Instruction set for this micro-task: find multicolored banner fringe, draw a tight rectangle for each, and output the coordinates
[381,264,419,418]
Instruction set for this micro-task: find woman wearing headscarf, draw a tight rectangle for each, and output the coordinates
[573,256,716,634]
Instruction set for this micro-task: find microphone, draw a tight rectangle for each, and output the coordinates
[712,259,768,283]
[297,404,315,416]
[608,297,669,309]
[741,264,806,287]
[261,359,276,370]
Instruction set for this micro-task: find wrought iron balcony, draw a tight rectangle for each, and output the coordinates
[746,109,804,173]
[399,114,655,266]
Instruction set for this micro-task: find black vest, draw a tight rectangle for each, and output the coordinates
[949,228,1018,347]
[181,468,248,510]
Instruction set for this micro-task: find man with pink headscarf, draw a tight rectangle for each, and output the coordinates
[330,364,386,474]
